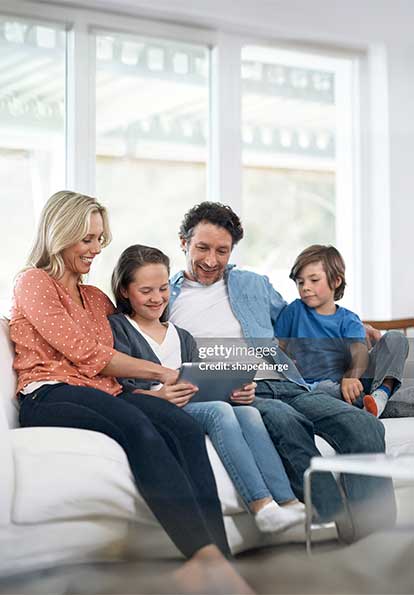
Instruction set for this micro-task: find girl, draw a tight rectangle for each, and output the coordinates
[109,244,305,534]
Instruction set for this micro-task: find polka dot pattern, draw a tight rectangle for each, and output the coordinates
[9,268,122,396]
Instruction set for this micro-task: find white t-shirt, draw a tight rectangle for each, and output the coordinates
[169,278,244,339]
[21,380,59,395]
[126,316,182,391]
[126,316,182,369]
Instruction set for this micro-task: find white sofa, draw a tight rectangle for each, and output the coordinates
[1,316,414,577]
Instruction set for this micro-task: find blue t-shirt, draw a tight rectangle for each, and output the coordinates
[275,299,366,383]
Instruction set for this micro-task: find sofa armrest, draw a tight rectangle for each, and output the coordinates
[0,405,14,525]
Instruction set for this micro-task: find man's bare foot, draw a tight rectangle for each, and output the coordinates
[173,545,255,594]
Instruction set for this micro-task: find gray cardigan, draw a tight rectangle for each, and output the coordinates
[108,313,198,392]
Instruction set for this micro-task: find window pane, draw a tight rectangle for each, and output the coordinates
[94,31,209,294]
[241,46,353,304]
[0,16,66,310]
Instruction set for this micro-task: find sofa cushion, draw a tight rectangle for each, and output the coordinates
[11,427,244,524]
[0,317,18,429]
[316,418,414,490]
[315,418,414,457]
[11,417,414,526]
[0,406,14,526]
[381,418,414,457]
[11,427,137,524]
[382,400,414,418]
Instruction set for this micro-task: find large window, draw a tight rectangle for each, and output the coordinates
[0,15,65,311]
[241,46,355,304]
[93,31,209,294]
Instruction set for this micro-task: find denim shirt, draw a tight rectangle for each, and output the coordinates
[169,266,309,388]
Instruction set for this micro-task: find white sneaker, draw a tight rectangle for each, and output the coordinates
[363,389,389,417]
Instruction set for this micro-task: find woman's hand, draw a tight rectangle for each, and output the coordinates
[103,352,181,385]
[159,367,180,385]
[134,380,198,407]
[230,382,257,405]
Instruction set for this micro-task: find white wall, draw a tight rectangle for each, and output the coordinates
[46,0,414,45]
[387,43,414,318]
[38,0,414,317]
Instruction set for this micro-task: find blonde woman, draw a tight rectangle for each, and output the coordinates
[10,191,253,595]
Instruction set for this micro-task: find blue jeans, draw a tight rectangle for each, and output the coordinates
[18,383,230,558]
[311,330,410,405]
[184,401,295,507]
[365,330,408,393]
[254,380,397,537]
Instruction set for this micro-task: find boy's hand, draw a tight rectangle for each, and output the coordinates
[364,324,381,349]
[341,377,363,404]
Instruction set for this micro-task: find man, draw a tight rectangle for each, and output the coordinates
[169,201,400,542]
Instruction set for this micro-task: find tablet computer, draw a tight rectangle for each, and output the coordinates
[177,362,256,403]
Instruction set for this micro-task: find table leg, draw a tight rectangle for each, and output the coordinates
[304,467,313,556]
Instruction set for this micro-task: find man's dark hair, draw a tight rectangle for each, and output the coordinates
[112,244,170,319]
[179,202,244,245]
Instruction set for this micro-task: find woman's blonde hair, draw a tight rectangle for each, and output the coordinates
[25,190,111,279]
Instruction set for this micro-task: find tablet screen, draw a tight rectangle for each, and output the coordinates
[178,362,256,403]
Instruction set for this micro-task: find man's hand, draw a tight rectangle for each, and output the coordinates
[340,377,363,404]
[230,382,257,405]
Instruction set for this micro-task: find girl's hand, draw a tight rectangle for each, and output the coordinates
[230,382,257,405]
[134,381,198,407]
[158,381,198,407]
[341,377,363,404]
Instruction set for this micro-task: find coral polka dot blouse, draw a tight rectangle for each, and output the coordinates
[10,268,122,396]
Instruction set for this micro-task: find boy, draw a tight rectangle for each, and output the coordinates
[275,245,406,417]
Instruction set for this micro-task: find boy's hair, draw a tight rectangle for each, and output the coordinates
[111,244,170,318]
[179,201,244,246]
[289,244,346,301]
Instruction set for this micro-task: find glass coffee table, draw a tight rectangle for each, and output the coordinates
[303,453,414,554]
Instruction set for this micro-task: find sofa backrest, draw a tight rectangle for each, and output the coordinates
[0,317,18,429]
